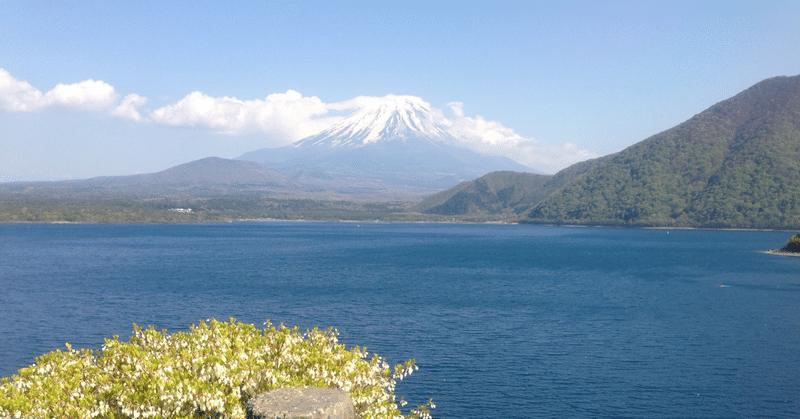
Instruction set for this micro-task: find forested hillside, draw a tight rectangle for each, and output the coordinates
[524,75,800,228]
[414,158,603,219]
[419,75,800,229]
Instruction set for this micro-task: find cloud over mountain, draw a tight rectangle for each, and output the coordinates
[0,67,595,173]
[443,102,596,172]
[148,90,338,140]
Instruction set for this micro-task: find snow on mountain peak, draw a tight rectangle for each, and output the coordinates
[296,95,451,148]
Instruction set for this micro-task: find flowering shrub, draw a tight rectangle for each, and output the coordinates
[0,318,433,419]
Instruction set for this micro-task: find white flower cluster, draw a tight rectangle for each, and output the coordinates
[0,318,434,419]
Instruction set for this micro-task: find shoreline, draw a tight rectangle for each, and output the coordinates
[762,249,800,258]
[1,218,799,232]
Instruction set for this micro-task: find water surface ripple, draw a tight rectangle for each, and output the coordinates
[1,223,798,418]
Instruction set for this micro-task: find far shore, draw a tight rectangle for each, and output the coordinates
[2,219,800,232]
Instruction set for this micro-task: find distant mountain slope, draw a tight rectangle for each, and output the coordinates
[415,158,603,216]
[413,171,550,215]
[523,75,800,228]
[238,95,538,190]
[0,157,300,198]
[0,156,446,202]
[114,157,296,188]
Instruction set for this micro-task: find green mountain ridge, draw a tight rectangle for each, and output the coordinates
[419,75,800,229]
[413,158,603,216]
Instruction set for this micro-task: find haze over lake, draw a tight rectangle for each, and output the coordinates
[2,223,798,418]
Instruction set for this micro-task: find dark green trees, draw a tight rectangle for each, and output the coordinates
[780,233,800,253]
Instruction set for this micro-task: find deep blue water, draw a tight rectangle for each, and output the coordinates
[1,222,799,418]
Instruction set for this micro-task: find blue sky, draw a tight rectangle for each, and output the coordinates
[2,1,799,181]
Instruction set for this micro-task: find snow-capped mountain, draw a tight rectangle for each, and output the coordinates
[295,95,450,147]
[238,95,536,192]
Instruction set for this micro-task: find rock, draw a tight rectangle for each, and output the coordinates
[246,387,355,419]
[781,233,800,253]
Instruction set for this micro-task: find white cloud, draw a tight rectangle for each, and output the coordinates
[43,79,118,110]
[448,101,465,118]
[0,68,44,111]
[443,101,597,173]
[507,139,597,174]
[148,90,337,142]
[112,93,148,121]
[0,68,120,112]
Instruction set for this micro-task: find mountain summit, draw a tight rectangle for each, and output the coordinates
[296,95,450,147]
[238,95,536,192]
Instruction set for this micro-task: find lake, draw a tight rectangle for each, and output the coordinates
[1,222,799,418]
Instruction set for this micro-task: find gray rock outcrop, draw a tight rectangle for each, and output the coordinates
[246,387,354,419]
